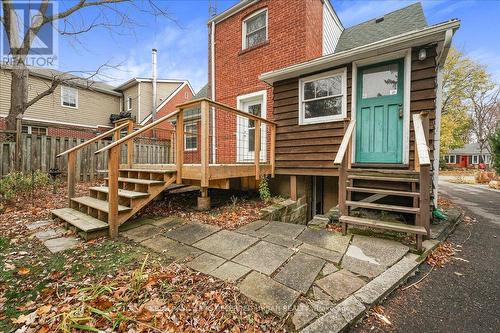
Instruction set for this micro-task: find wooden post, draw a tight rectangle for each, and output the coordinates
[270,124,276,178]
[200,101,210,187]
[290,175,297,201]
[175,110,184,184]
[339,119,349,235]
[420,164,431,238]
[169,132,175,164]
[254,119,261,180]
[126,119,134,167]
[67,151,76,206]
[107,146,119,238]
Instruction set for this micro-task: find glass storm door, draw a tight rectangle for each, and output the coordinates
[237,98,266,162]
[355,59,404,163]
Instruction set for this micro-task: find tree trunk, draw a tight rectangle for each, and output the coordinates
[6,64,29,130]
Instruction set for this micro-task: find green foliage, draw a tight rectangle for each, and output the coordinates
[0,170,50,200]
[489,128,500,174]
[258,175,271,203]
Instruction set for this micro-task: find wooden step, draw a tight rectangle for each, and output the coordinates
[71,196,131,213]
[340,215,427,235]
[348,168,419,175]
[105,177,165,185]
[348,175,419,182]
[89,186,150,199]
[52,208,108,232]
[119,168,176,174]
[346,187,420,197]
[345,200,419,214]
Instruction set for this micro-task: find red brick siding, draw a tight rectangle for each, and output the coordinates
[212,0,324,163]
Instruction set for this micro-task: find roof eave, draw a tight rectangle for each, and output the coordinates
[260,20,460,85]
[207,0,258,25]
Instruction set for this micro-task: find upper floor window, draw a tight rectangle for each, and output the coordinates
[242,8,267,49]
[61,86,78,108]
[127,96,132,111]
[299,68,347,125]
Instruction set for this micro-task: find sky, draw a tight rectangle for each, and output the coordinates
[50,0,500,92]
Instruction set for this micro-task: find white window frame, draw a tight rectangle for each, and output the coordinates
[61,86,78,109]
[472,155,479,164]
[299,68,347,125]
[236,90,267,163]
[242,8,268,50]
[449,155,456,164]
[184,122,198,151]
[127,96,132,111]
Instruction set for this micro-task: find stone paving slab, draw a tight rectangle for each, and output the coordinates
[35,228,66,241]
[322,263,339,275]
[301,307,347,333]
[149,216,184,229]
[298,243,343,264]
[341,235,409,278]
[236,220,269,233]
[297,229,351,254]
[44,237,80,253]
[120,218,156,232]
[264,234,302,248]
[258,221,305,239]
[210,261,252,282]
[186,253,225,275]
[193,230,258,259]
[141,236,202,262]
[164,223,220,245]
[233,241,294,275]
[315,269,366,302]
[292,303,317,330]
[122,224,159,242]
[275,253,325,294]
[26,220,51,231]
[238,271,300,317]
[335,295,366,323]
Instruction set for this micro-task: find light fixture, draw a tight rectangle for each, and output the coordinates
[418,48,427,61]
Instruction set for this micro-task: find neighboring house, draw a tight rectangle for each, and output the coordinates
[0,66,194,139]
[209,0,460,225]
[444,143,493,168]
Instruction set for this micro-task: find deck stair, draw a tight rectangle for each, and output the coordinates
[52,168,177,239]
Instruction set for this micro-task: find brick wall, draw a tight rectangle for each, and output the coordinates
[211,0,325,163]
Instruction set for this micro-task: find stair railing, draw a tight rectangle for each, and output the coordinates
[333,118,356,234]
[56,119,132,206]
[413,112,431,237]
[94,98,276,237]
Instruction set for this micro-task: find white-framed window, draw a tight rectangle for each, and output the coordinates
[184,122,197,151]
[21,125,47,135]
[472,155,479,164]
[242,8,268,50]
[61,86,78,108]
[485,155,491,163]
[445,155,456,164]
[299,68,347,125]
[127,96,132,111]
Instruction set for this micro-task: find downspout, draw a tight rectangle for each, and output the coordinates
[433,29,453,207]
[152,48,158,123]
[210,21,217,163]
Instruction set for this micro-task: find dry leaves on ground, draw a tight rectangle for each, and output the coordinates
[426,241,455,268]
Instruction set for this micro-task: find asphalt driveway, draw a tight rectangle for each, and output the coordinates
[350,179,500,333]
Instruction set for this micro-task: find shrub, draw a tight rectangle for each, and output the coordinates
[489,128,500,174]
[258,175,271,203]
[0,170,50,200]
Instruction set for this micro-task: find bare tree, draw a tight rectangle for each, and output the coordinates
[0,0,170,130]
[469,86,499,159]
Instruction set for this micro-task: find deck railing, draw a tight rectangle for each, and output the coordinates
[413,112,431,236]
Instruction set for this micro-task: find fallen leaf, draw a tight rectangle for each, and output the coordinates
[17,267,30,276]
[36,305,52,315]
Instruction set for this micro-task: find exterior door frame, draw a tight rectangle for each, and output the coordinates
[236,90,267,163]
[351,48,411,165]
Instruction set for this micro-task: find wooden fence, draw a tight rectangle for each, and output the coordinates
[0,131,171,180]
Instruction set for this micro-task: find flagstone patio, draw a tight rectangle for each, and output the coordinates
[121,217,417,330]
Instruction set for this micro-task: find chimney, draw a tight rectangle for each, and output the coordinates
[151,48,158,122]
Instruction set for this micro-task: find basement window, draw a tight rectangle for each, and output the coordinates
[299,68,347,125]
[61,86,78,108]
[242,8,268,49]
[21,125,47,136]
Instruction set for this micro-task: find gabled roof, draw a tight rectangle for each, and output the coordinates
[448,143,492,155]
[335,3,428,52]
[0,63,121,96]
[114,77,188,91]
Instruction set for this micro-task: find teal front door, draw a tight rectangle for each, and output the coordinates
[355,59,404,163]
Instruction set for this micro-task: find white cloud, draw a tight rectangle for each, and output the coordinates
[467,49,500,84]
[100,20,208,93]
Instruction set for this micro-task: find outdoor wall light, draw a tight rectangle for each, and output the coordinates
[418,48,427,61]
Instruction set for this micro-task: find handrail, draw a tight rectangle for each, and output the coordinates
[412,113,430,166]
[56,122,129,158]
[95,108,182,155]
[176,98,278,126]
[333,119,356,165]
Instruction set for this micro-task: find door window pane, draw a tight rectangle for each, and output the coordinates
[247,103,261,152]
[362,63,399,98]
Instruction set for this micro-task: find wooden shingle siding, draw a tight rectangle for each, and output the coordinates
[273,65,352,176]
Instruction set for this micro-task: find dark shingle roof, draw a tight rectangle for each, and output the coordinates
[448,143,491,155]
[184,83,209,119]
[335,2,428,52]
